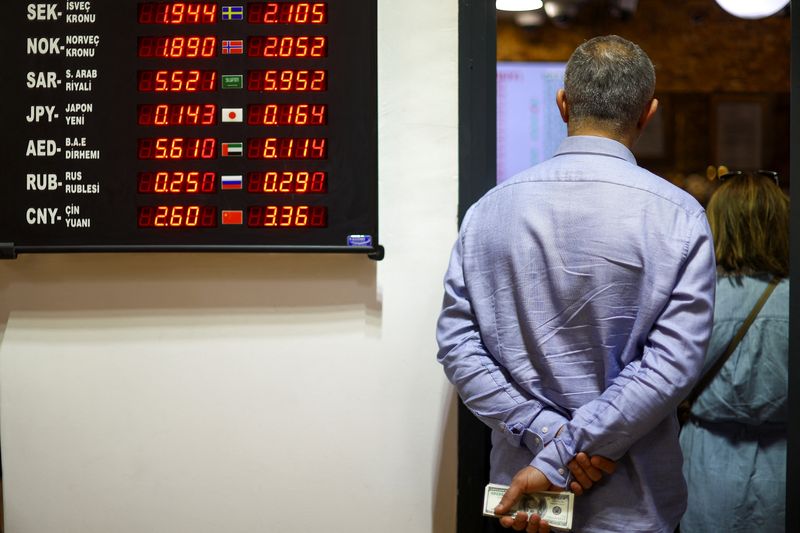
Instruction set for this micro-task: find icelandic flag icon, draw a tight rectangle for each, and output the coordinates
[221,142,243,157]
[222,39,244,55]
[221,175,243,190]
[221,5,244,21]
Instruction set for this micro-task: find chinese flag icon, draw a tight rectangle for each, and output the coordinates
[221,210,243,225]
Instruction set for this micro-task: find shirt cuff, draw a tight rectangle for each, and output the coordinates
[530,429,577,488]
[520,409,570,454]
[499,409,569,453]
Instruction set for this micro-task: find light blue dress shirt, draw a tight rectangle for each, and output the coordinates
[437,136,716,532]
[680,275,788,532]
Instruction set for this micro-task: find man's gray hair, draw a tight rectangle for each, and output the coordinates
[564,35,655,133]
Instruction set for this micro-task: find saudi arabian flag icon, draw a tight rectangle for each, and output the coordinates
[221,74,243,89]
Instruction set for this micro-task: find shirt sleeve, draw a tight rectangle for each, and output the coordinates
[530,213,717,487]
[437,230,570,454]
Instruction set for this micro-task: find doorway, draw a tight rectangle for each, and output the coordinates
[456,2,797,532]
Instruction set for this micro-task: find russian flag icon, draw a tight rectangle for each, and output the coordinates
[221,175,243,190]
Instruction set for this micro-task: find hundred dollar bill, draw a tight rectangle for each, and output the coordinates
[483,483,574,531]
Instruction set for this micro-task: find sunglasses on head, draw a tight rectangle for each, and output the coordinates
[718,170,779,187]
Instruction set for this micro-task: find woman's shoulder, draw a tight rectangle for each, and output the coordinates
[715,274,788,318]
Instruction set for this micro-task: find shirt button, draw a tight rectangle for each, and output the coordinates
[541,426,549,434]
[558,468,565,476]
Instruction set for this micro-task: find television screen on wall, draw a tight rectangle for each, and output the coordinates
[497,62,567,183]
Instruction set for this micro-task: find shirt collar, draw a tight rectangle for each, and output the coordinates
[553,135,638,166]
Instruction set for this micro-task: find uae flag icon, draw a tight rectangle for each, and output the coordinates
[221,142,243,157]
[221,108,243,123]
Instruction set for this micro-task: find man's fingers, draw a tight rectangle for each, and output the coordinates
[526,515,550,533]
[590,455,617,474]
[494,484,522,516]
[577,453,603,482]
[569,480,584,495]
[567,459,593,490]
[499,516,514,529]
[511,512,529,531]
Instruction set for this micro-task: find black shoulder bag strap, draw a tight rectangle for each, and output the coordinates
[678,276,780,425]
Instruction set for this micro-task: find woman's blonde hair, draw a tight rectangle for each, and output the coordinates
[706,173,789,277]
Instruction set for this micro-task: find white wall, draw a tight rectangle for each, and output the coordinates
[0,2,459,532]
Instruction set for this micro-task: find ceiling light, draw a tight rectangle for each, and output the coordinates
[514,10,547,26]
[715,0,789,19]
[496,0,544,12]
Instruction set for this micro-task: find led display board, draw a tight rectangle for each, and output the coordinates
[0,1,381,258]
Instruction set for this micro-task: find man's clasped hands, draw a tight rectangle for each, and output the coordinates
[494,448,617,533]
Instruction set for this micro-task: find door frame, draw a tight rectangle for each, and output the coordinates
[456,4,798,531]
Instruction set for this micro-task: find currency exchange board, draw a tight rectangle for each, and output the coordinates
[0,1,381,258]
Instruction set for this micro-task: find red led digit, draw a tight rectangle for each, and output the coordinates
[139,4,155,23]
[201,172,215,192]
[172,3,186,23]
[155,172,169,192]
[170,36,185,57]
[156,104,169,125]
[310,70,326,91]
[201,138,215,158]
[154,37,168,57]
[293,37,308,57]
[202,4,217,22]
[279,172,292,192]
[155,71,169,91]
[138,37,154,57]
[138,206,155,226]
[310,105,325,124]
[295,172,309,193]
[186,3,200,22]
[154,206,168,226]
[277,206,290,226]
[310,37,325,57]
[295,206,309,226]
[310,138,326,159]
[310,172,326,192]
[308,206,326,227]
[293,70,307,91]
[200,71,216,91]
[185,106,198,124]
[170,172,185,193]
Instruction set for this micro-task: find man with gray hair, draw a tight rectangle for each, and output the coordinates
[437,35,715,532]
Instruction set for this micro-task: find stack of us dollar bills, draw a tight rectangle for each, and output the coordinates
[483,483,574,531]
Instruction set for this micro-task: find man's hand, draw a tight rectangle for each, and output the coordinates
[494,466,554,532]
[567,452,616,495]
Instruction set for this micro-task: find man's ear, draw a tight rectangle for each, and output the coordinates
[638,98,658,130]
[556,89,569,124]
